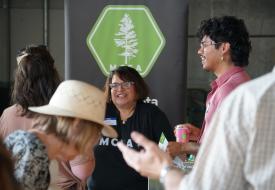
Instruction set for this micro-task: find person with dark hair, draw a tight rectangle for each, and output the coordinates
[0,44,61,138]
[0,45,62,190]
[83,66,174,190]
[167,16,251,158]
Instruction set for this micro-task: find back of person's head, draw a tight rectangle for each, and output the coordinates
[0,138,21,190]
[105,66,149,102]
[12,44,61,116]
[196,16,252,67]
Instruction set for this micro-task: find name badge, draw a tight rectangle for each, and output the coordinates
[104,117,117,126]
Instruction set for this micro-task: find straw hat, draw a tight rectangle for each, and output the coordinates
[29,80,117,138]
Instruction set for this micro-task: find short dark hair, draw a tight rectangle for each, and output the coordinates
[105,66,149,102]
[11,44,61,116]
[197,16,252,67]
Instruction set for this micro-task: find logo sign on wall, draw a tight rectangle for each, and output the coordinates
[65,0,188,129]
[86,5,165,77]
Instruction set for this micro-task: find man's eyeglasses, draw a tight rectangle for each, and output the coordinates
[200,41,222,49]
[109,81,134,90]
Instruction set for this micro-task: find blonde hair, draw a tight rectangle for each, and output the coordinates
[32,115,102,153]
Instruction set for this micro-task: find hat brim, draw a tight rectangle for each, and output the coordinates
[29,105,117,138]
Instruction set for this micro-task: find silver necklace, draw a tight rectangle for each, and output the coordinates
[121,106,135,125]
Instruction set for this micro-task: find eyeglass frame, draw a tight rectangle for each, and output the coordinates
[109,81,135,90]
[199,41,222,49]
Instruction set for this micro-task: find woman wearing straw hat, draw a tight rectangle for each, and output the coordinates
[4,80,117,190]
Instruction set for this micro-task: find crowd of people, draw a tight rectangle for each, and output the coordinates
[1,15,275,190]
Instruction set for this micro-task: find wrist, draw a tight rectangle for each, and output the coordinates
[180,143,186,153]
[159,165,176,184]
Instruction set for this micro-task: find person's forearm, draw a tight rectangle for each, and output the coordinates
[181,142,200,155]
[163,168,185,190]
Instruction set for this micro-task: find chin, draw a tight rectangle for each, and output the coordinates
[56,156,69,161]
[114,100,127,106]
[202,65,211,72]
[55,157,63,162]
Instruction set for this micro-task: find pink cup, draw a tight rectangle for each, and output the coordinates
[175,125,190,143]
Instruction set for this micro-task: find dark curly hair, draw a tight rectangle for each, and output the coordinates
[197,16,252,67]
[11,45,61,116]
[104,66,149,102]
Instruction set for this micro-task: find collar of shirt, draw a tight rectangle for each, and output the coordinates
[211,66,245,89]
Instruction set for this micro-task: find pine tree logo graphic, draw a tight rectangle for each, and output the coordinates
[86,5,166,77]
[114,14,138,65]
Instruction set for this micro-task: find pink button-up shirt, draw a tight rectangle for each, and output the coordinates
[199,66,250,143]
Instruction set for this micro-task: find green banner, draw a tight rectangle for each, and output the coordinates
[87,5,165,77]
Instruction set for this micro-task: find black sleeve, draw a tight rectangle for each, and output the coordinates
[150,106,176,142]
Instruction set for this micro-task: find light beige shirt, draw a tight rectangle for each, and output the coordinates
[0,105,33,139]
[180,67,275,190]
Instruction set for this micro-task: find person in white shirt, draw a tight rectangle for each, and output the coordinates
[117,66,275,190]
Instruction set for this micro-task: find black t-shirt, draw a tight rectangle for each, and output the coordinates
[90,102,175,190]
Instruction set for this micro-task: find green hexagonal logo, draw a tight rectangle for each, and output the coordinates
[86,5,166,77]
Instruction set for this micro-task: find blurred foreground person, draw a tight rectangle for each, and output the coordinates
[118,67,275,190]
[4,80,117,190]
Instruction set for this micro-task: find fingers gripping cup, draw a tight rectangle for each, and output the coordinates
[175,125,190,143]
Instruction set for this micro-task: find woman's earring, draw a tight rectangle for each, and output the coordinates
[220,56,224,63]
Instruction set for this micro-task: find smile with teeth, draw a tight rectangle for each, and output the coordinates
[117,93,127,98]
[200,55,206,64]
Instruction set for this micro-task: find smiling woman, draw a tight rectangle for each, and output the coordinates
[83,66,176,190]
